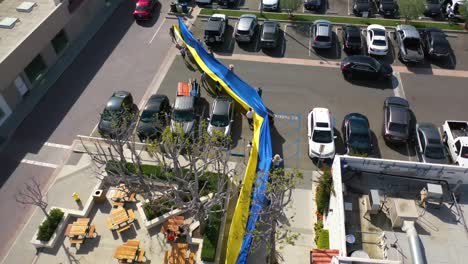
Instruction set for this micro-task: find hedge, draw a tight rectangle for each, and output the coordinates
[199,9,464,31]
[142,197,176,221]
[315,167,333,215]
[37,208,64,242]
[317,229,330,249]
[201,205,223,261]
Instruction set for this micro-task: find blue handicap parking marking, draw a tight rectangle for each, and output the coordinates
[272,112,302,168]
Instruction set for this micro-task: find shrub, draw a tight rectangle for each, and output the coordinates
[201,205,223,261]
[317,229,330,249]
[36,208,64,242]
[315,167,333,215]
[143,198,176,221]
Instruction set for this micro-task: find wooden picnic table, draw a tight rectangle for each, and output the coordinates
[114,245,139,261]
[110,207,129,226]
[164,243,188,264]
[111,187,129,201]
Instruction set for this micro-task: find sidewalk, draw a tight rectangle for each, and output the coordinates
[0,0,124,151]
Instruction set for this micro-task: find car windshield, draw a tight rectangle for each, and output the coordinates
[373,39,386,46]
[461,147,468,158]
[349,36,361,43]
[135,4,147,10]
[211,114,229,127]
[313,130,333,143]
[316,35,330,42]
[172,110,194,122]
[205,30,219,36]
[102,109,121,122]
[389,123,407,133]
[425,146,445,159]
[263,32,275,40]
[373,29,386,36]
[237,30,249,35]
[141,110,162,123]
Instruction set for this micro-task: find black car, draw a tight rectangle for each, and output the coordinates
[98,91,135,138]
[342,113,373,154]
[342,25,362,52]
[383,97,413,144]
[416,122,449,164]
[378,0,398,17]
[218,0,239,8]
[304,0,322,11]
[353,0,371,16]
[424,0,443,17]
[260,21,280,49]
[340,55,393,80]
[137,95,171,142]
[420,28,451,59]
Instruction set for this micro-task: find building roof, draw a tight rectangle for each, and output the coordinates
[311,249,340,264]
[0,0,56,62]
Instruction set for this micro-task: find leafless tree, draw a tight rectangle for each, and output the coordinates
[15,176,49,217]
[248,168,303,264]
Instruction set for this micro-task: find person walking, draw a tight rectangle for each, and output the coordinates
[215,81,222,95]
[229,64,235,72]
[180,47,187,60]
[169,26,176,43]
[257,87,263,98]
[246,141,253,156]
[246,108,254,130]
[200,71,207,87]
[272,154,283,169]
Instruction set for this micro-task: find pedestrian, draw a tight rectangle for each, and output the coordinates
[200,71,207,86]
[257,87,263,98]
[246,141,253,156]
[272,154,283,169]
[246,108,254,130]
[208,47,214,56]
[180,47,186,60]
[215,81,222,95]
[169,26,176,43]
[229,64,235,72]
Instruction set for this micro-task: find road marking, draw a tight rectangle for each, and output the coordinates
[347,0,350,15]
[392,72,406,99]
[282,25,287,56]
[44,142,71,149]
[149,15,167,44]
[308,25,312,56]
[21,159,58,169]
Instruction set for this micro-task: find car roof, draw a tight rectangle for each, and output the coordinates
[263,21,278,32]
[213,97,231,115]
[137,0,150,5]
[174,96,195,110]
[343,55,379,68]
[238,14,256,30]
[344,25,361,35]
[106,91,131,110]
[397,25,420,39]
[145,95,167,111]
[312,108,331,124]
[389,106,409,124]
[418,123,441,143]
[385,96,409,108]
[368,24,386,31]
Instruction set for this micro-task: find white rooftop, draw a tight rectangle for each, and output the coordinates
[0,0,56,62]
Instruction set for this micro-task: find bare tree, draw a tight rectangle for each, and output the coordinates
[248,168,303,264]
[15,176,49,217]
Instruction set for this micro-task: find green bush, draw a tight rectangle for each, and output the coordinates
[37,208,64,242]
[317,229,330,249]
[315,168,333,215]
[143,198,176,221]
[201,205,223,262]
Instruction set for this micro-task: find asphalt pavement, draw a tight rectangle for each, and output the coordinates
[0,0,176,257]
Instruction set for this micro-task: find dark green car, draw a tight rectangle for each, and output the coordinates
[260,21,280,49]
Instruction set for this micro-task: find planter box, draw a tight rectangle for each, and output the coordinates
[137,194,212,230]
[30,210,69,249]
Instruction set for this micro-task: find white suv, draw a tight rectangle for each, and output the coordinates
[307,108,336,159]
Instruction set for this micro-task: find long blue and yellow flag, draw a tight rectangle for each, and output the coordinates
[174,18,272,263]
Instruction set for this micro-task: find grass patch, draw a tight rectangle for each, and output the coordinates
[201,205,223,262]
[314,220,329,249]
[200,9,464,31]
[37,208,64,242]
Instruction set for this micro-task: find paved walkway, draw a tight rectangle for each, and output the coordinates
[215,54,468,78]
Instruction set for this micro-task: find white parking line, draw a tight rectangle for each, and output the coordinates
[21,159,58,169]
[308,25,312,56]
[392,72,407,99]
[44,142,71,149]
[149,15,167,44]
[406,144,413,161]
[347,0,350,15]
[282,25,287,55]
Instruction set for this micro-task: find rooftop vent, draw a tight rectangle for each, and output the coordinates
[16,2,37,13]
[0,17,19,29]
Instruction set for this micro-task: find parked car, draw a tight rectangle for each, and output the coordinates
[394,25,424,63]
[366,24,388,56]
[424,0,443,17]
[137,95,170,142]
[133,0,158,20]
[382,97,413,144]
[340,55,393,80]
[204,14,228,45]
[442,120,468,167]
[307,108,336,159]
[353,0,372,16]
[235,14,258,43]
[98,91,135,138]
[195,0,213,5]
[420,28,451,59]
[262,0,279,11]
[378,0,398,17]
[171,96,197,135]
[311,20,333,49]
[304,0,322,11]
[342,113,373,154]
[416,123,449,164]
[218,0,238,8]
[260,21,280,49]
[207,97,234,136]
[341,25,363,52]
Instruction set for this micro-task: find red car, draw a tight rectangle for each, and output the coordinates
[133,0,157,20]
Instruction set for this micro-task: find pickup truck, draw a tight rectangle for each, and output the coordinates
[442,120,468,167]
[204,14,228,45]
[395,25,424,64]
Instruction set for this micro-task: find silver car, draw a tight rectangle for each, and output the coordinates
[207,97,234,136]
[312,20,333,49]
[416,123,448,164]
[235,14,257,43]
[382,97,412,144]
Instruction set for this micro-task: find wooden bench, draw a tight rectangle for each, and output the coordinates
[69,239,84,244]
[87,224,96,238]
[127,209,135,221]
[64,224,73,236]
[117,224,131,233]
[188,251,196,264]
[126,240,140,247]
[136,249,145,263]
[106,218,114,230]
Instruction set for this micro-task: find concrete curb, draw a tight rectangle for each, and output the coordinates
[0,0,125,152]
